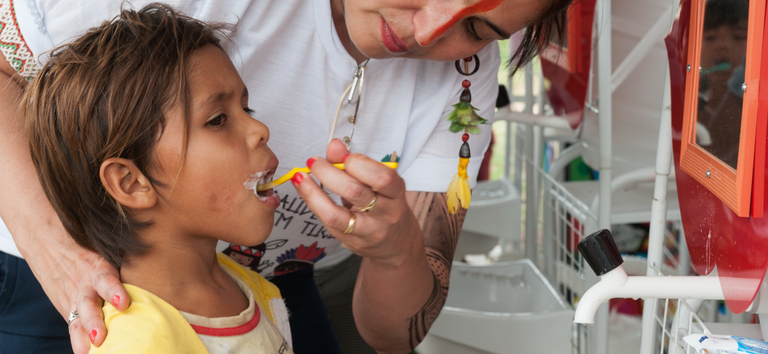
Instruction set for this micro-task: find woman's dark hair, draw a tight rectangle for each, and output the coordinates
[510,0,574,75]
[25,3,230,268]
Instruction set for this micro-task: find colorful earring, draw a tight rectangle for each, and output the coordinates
[447,54,487,214]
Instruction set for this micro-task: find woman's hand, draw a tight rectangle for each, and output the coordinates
[0,51,129,354]
[32,237,130,353]
[293,139,457,353]
[292,139,424,266]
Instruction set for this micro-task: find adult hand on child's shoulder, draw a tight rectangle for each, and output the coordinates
[13,207,130,354]
[0,51,129,354]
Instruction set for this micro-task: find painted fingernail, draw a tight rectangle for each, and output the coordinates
[112,295,120,308]
[89,329,97,344]
[342,154,350,163]
[291,173,304,187]
[306,157,315,169]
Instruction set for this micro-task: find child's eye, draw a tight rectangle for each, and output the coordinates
[207,114,227,127]
[244,107,255,116]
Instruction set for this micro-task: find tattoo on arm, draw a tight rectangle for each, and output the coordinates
[406,192,466,349]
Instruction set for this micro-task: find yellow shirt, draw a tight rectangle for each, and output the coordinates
[90,254,291,353]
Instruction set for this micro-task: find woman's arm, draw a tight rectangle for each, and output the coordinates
[355,191,463,353]
[0,52,128,353]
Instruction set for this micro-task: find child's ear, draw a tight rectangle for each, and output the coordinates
[100,158,157,209]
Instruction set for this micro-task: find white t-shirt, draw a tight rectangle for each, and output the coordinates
[3,0,499,276]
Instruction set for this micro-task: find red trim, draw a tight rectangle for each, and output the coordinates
[189,302,261,337]
[7,0,33,54]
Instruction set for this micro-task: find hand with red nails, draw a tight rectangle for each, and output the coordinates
[0,51,129,354]
[296,140,420,261]
[291,139,460,352]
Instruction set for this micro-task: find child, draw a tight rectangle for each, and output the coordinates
[24,4,291,353]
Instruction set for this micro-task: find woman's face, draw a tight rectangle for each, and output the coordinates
[339,0,544,61]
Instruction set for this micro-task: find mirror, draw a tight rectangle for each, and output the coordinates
[694,0,749,169]
[680,0,766,217]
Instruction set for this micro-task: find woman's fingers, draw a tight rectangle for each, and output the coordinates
[293,172,352,233]
[76,291,106,347]
[309,154,402,207]
[92,265,130,312]
[325,138,349,163]
[70,254,124,348]
[68,312,91,354]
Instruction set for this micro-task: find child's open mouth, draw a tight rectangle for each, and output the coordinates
[244,169,277,201]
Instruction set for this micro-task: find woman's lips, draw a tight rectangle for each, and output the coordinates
[380,17,408,53]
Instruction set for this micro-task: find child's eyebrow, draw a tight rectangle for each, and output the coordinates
[195,87,249,110]
[196,91,232,110]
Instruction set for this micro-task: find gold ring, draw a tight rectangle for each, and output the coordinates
[342,212,357,234]
[358,194,378,212]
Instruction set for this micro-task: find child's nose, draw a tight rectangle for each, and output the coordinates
[246,117,270,150]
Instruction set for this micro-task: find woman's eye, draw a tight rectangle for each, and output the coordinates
[207,114,227,127]
[466,20,482,41]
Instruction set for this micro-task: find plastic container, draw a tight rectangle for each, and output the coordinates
[416,259,574,354]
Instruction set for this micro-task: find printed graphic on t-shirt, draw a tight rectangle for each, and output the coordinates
[222,239,288,273]
[273,242,327,276]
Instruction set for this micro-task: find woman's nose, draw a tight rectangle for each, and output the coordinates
[413,3,465,47]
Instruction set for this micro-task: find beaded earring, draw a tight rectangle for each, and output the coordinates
[447,54,487,214]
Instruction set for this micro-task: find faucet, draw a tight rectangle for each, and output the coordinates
[573,229,743,324]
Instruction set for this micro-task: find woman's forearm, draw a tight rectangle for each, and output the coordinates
[0,53,75,315]
[354,191,464,353]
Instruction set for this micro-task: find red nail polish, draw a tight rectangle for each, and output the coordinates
[306,158,315,169]
[291,173,304,187]
[112,295,120,308]
[89,329,97,344]
[342,154,350,163]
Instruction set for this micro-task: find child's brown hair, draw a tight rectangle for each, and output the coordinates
[25,3,229,268]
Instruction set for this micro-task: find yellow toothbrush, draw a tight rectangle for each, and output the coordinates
[256,162,398,191]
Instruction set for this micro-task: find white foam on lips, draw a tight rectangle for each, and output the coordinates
[243,170,278,202]
[243,171,267,194]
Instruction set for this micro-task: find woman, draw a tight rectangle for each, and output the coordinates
[0,0,570,353]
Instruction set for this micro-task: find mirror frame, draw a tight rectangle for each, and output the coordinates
[680,0,766,217]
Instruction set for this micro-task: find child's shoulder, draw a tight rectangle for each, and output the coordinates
[216,253,291,344]
[92,284,208,353]
[216,253,281,300]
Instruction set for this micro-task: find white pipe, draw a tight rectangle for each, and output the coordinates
[528,125,542,261]
[595,0,613,351]
[574,266,729,324]
[597,0,612,233]
[524,61,539,261]
[494,110,574,130]
[639,65,674,354]
[611,3,675,91]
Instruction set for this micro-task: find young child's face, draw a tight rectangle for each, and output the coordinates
[150,45,279,246]
[701,22,748,85]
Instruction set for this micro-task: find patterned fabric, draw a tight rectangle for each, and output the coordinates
[0,0,39,80]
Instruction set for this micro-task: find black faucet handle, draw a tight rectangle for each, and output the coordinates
[577,229,624,276]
